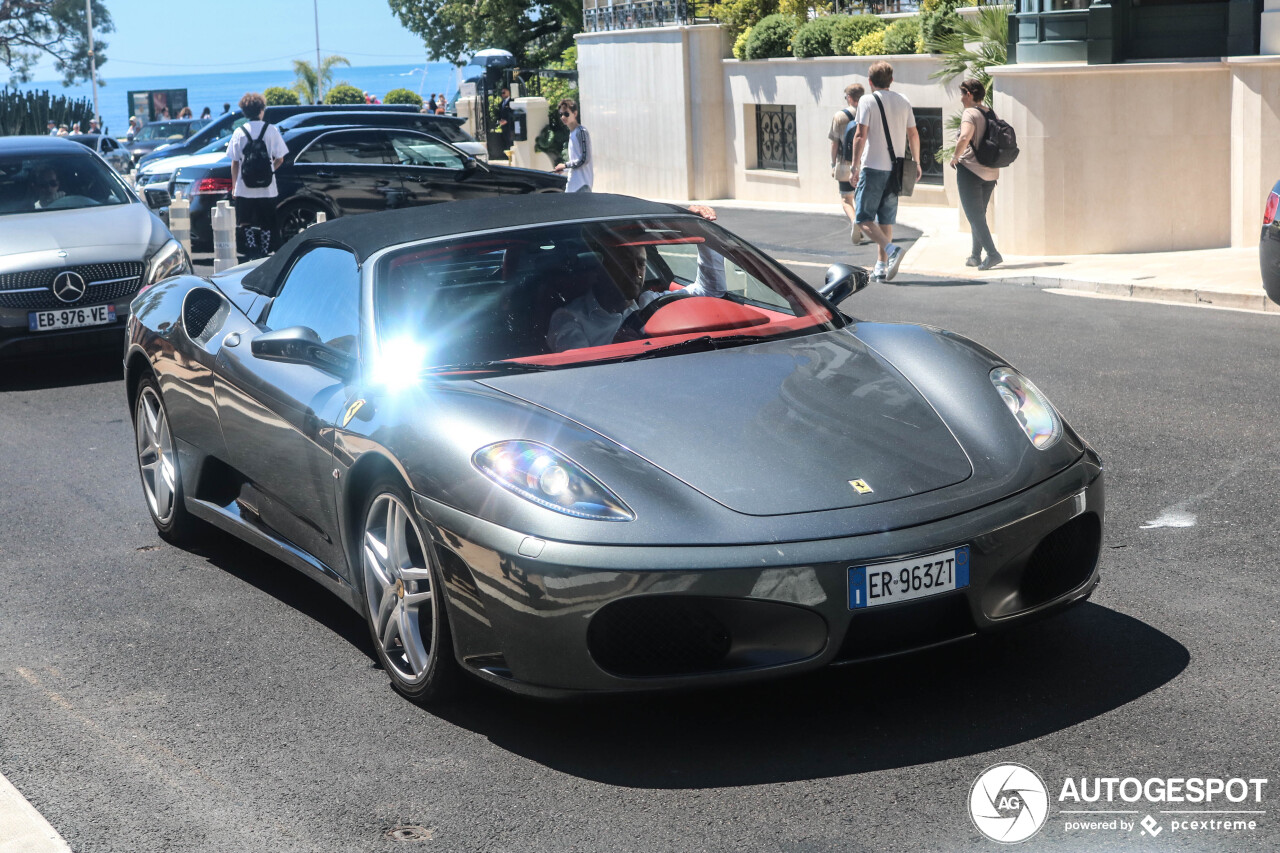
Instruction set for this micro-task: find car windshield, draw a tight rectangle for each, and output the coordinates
[135,122,190,141]
[373,216,838,376]
[0,153,133,216]
[196,136,234,155]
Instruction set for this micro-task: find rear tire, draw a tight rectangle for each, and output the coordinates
[358,478,460,704]
[132,375,198,544]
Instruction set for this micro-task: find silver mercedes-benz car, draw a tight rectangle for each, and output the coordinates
[0,136,189,358]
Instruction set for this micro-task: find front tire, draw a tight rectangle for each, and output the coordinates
[132,375,198,544]
[360,480,459,704]
[277,200,330,243]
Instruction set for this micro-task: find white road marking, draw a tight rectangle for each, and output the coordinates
[0,772,72,853]
[1139,510,1198,530]
[1140,460,1252,530]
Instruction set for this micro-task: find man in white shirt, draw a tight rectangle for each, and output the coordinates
[227,91,288,261]
[547,205,726,351]
[850,61,922,282]
[553,98,592,192]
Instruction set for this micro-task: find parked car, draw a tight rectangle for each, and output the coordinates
[134,104,419,172]
[125,118,210,167]
[276,110,488,161]
[65,133,132,173]
[124,192,1104,703]
[171,125,565,251]
[1261,180,1280,305]
[0,137,188,358]
[136,135,233,210]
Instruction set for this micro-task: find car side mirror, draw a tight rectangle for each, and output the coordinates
[820,263,870,305]
[251,326,355,379]
[457,156,479,180]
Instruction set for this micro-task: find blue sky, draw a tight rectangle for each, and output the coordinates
[30,0,435,80]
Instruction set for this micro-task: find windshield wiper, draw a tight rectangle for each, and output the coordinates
[615,335,763,362]
[423,360,559,376]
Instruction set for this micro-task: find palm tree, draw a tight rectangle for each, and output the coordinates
[291,55,351,105]
[925,4,1008,163]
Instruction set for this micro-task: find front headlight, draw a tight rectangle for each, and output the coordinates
[990,367,1061,450]
[473,440,634,521]
[145,238,190,285]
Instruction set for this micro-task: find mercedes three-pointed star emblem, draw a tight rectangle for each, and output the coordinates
[51,271,87,304]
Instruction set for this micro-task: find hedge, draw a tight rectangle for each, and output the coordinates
[264,87,299,106]
[883,16,922,54]
[384,88,423,106]
[744,13,801,59]
[324,83,365,105]
[852,30,886,55]
[792,16,837,58]
[831,14,885,55]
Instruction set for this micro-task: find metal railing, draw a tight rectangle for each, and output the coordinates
[583,0,693,31]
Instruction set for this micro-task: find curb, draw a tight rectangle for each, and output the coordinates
[944,271,1278,314]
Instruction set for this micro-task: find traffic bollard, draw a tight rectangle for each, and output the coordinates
[168,194,191,258]
[212,200,237,273]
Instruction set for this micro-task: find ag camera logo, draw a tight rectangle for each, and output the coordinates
[970,763,1050,843]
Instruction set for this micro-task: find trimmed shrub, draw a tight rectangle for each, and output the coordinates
[384,88,424,106]
[852,29,886,55]
[921,6,962,51]
[733,26,753,59]
[263,86,299,106]
[324,83,365,105]
[792,16,838,58]
[744,13,802,59]
[883,16,922,54]
[831,14,885,55]
[712,0,779,40]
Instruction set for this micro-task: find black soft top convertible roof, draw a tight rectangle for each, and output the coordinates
[241,193,692,293]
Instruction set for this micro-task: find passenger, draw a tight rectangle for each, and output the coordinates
[547,205,727,352]
[33,167,65,209]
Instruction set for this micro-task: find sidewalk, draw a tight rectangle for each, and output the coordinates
[682,199,1274,314]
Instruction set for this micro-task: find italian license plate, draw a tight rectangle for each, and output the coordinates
[848,546,969,609]
[28,304,117,332]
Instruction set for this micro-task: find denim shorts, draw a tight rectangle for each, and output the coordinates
[855,167,898,225]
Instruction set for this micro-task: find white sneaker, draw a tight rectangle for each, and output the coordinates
[871,262,886,281]
[885,243,907,281]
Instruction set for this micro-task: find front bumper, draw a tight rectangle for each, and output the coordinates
[415,453,1105,697]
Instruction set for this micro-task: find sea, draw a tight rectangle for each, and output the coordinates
[16,63,461,135]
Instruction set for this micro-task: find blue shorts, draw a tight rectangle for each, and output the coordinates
[855,168,898,225]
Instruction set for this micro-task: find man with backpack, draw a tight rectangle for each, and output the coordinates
[829,83,865,245]
[227,92,288,262]
[850,61,922,282]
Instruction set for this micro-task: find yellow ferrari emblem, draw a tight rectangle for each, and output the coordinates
[849,479,873,495]
[342,399,366,428]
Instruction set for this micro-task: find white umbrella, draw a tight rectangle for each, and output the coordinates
[469,48,516,67]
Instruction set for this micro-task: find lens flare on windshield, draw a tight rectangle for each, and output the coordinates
[990,367,1061,449]
[373,337,428,389]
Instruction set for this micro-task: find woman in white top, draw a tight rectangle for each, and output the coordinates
[950,78,1003,271]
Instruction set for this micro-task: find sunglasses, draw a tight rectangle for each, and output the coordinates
[559,112,572,118]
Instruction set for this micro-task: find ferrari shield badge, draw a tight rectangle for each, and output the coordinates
[849,479,873,495]
[342,399,365,428]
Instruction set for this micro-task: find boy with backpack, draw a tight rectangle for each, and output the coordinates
[227,92,288,262]
[829,83,865,245]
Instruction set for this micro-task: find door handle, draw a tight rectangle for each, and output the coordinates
[374,179,391,187]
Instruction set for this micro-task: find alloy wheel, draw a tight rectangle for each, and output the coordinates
[135,386,178,524]
[362,494,438,685]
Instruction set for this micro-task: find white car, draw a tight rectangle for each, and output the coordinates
[136,136,233,208]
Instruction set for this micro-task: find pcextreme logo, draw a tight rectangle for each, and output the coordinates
[969,763,1269,844]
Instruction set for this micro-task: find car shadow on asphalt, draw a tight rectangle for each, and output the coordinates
[0,350,123,391]
[436,603,1188,788]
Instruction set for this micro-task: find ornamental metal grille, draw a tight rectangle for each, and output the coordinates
[755,105,797,173]
[914,107,943,186]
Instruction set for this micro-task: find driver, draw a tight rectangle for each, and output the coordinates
[547,205,727,352]
[32,167,65,209]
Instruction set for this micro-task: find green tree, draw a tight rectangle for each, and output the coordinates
[263,86,299,106]
[1,0,113,86]
[324,82,365,105]
[291,55,351,105]
[926,4,1008,162]
[388,0,581,67]
[384,87,423,106]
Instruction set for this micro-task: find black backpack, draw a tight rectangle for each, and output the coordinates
[973,107,1019,168]
[840,107,858,163]
[239,123,274,188]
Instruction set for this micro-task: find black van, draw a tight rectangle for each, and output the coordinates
[134,104,419,171]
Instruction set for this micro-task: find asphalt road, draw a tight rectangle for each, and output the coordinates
[2,209,1278,852]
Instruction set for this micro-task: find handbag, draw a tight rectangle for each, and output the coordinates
[873,92,916,197]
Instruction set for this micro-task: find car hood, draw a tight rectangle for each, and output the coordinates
[479,330,973,516]
[143,150,226,179]
[0,203,157,267]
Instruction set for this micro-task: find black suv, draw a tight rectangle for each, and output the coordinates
[172,125,565,251]
[134,104,419,172]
